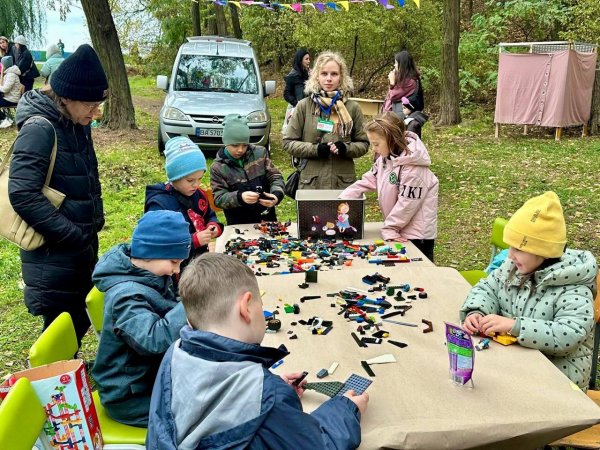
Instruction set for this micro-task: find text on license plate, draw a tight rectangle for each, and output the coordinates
[196,128,223,137]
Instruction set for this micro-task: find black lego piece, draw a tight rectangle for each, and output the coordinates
[381,310,406,320]
[351,332,366,348]
[361,361,376,377]
[389,340,408,348]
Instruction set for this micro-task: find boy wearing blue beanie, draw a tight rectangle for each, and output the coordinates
[145,136,223,267]
[92,210,192,427]
[210,114,286,225]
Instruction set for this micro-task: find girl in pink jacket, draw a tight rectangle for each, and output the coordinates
[340,112,439,261]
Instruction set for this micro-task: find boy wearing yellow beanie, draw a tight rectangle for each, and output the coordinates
[460,191,598,389]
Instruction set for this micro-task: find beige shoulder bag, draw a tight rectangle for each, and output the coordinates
[0,116,66,250]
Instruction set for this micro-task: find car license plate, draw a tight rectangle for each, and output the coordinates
[195,128,223,137]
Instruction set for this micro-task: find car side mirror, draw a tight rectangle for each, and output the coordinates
[156,75,169,91]
[264,80,276,97]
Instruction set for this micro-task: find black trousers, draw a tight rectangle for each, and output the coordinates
[410,239,435,263]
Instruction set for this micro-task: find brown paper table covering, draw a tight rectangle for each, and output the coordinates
[258,265,600,450]
[214,222,434,270]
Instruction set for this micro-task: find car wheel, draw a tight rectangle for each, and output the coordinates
[265,138,271,157]
[157,126,165,156]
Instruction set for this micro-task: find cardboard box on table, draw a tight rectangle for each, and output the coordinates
[0,360,103,450]
[296,189,365,240]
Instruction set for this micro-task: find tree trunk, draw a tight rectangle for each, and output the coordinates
[229,4,243,39]
[590,67,600,134]
[215,4,228,36]
[80,0,136,130]
[205,8,216,36]
[350,34,359,76]
[192,1,202,36]
[438,0,461,125]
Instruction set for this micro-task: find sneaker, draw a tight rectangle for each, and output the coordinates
[0,118,13,129]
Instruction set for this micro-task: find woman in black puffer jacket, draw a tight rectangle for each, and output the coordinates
[9,44,108,344]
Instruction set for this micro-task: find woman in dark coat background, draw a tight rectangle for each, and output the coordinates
[10,35,40,92]
[282,48,310,132]
[9,44,108,344]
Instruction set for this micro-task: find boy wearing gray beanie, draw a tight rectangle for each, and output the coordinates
[210,114,286,225]
[92,210,191,427]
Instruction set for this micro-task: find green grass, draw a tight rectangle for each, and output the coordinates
[0,79,598,378]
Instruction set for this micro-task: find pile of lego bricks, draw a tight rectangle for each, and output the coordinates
[270,272,434,378]
[223,235,413,276]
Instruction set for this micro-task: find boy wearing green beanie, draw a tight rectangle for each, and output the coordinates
[210,114,286,225]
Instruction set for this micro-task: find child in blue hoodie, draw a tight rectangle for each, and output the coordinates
[147,253,368,449]
[145,136,223,268]
[92,210,191,427]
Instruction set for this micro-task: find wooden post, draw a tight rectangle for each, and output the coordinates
[495,123,500,138]
[523,125,528,135]
[555,127,562,141]
[583,124,589,137]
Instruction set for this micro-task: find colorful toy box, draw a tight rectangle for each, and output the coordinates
[0,360,103,450]
[296,190,365,239]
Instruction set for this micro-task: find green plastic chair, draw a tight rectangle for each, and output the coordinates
[86,286,105,337]
[489,217,509,267]
[460,218,509,287]
[0,377,47,450]
[28,313,148,446]
[459,269,488,286]
[29,312,78,368]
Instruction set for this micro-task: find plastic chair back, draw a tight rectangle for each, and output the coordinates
[0,378,47,450]
[205,187,222,212]
[459,270,487,287]
[86,286,105,337]
[29,312,78,368]
[489,217,509,267]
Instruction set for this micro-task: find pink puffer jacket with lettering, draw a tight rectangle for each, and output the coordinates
[340,132,438,241]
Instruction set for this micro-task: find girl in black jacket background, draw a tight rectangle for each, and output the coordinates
[282,49,310,132]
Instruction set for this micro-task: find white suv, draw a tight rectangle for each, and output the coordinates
[157,36,276,155]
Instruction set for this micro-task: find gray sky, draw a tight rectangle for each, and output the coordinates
[43,5,91,52]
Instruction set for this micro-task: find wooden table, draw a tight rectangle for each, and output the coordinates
[214,222,435,273]
[258,266,600,450]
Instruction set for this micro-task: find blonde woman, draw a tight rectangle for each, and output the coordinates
[283,51,369,190]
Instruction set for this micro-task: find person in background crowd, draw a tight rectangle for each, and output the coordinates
[282,48,310,132]
[0,56,22,128]
[10,35,40,92]
[383,50,424,117]
[41,43,65,83]
[0,36,12,59]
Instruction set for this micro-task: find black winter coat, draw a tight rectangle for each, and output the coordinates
[10,45,40,82]
[283,69,308,107]
[9,90,104,317]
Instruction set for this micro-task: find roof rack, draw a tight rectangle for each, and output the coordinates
[186,36,252,46]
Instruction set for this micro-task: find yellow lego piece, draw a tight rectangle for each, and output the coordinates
[492,334,518,346]
[374,239,385,246]
[291,251,302,260]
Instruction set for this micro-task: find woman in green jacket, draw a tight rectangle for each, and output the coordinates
[460,192,598,389]
[283,51,369,190]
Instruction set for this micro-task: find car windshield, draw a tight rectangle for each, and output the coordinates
[174,55,259,94]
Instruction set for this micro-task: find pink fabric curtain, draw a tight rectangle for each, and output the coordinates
[495,50,597,127]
